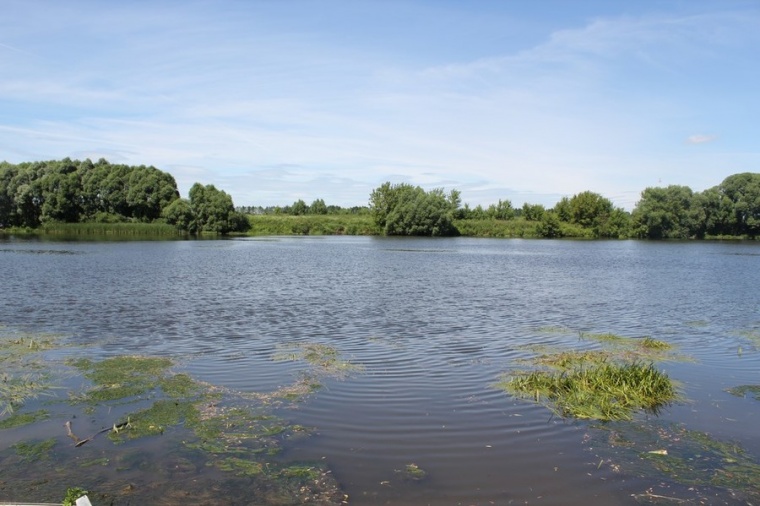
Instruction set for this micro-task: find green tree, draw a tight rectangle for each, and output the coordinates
[126,166,180,221]
[631,185,695,239]
[162,198,195,232]
[487,199,515,220]
[310,198,328,215]
[188,183,249,234]
[521,203,545,221]
[369,182,459,236]
[38,160,82,223]
[290,199,308,216]
[715,173,760,237]
[536,211,563,238]
[568,191,614,229]
[553,197,572,222]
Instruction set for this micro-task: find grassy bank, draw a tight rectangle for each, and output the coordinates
[2,222,183,237]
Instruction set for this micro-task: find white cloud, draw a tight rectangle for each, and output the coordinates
[686,134,717,145]
[1,2,758,210]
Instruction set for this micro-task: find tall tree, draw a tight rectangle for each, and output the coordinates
[369,182,459,236]
[631,185,695,239]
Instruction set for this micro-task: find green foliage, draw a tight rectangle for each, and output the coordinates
[0,409,49,429]
[521,203,545,221]
[0,158,180,228]
[68,356,173,402]
[188,183,250,235]
[246,214,379,235]
[309,198,328,215]
[162,197,194,232]
[500,329,681,421]
[0,332,61,416]
[551,191,630,238]
[0,158,250,236]
[13,438,56,462]
[536,211,563,238]
[713,173,760,237]
[34,222,180,237]
[631,185,695,239]
[727,385,760,400]
[486,199,515,220]
[501,361,677,421]
[62,487,88,506]
[369,182,460,236]
[399,463,427,481]
[453,218,538,238]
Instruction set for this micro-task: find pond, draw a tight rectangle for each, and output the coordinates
[1,236,759,505]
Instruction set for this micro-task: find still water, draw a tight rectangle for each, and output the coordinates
[1,236,759,505]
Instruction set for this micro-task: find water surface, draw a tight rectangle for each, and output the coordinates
[1,236,759,504]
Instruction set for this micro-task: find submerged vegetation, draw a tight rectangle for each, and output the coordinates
[588,421,760,504]
[497,331,680,421]
[0,332,63,415]
[727,384,760,401]
[0,329,359,504]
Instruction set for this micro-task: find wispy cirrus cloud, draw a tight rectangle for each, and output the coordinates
[1,1,758,210]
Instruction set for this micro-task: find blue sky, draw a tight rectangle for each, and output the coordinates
[1,1,758,210]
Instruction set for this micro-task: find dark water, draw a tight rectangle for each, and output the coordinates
[1,236,759,505]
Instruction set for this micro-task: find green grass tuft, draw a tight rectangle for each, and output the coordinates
[499,360,678,421]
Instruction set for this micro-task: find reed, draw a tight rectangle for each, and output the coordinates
[36,222,182,236]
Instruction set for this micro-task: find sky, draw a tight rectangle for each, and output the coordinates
[1,1,758,210]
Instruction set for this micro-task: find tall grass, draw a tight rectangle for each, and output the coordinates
[246,214,380,236]
[453,218,539,238]
[500,360,678,421]
[28,222,183,237]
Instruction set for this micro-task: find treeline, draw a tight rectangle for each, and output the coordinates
[237,199,369,216]
[0,158,248,235]
[365,173,760,239]
[2,158,757,239]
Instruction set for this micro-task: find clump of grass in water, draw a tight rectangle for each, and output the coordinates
[0,409,49,429]
[0,332,63,416]
[640,337,671,350]
[398,463,427,481]
[13,438,56,462]
[499,360,678,421]
[580,331,627,343]
[68,356,174,402]
[273,343,362,377]
[727,384,760,401]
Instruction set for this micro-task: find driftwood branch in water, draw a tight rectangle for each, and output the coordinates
[65,419,131,447]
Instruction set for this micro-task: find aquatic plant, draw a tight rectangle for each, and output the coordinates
[62,487,88,506]
[13,438,56,462]
[499,361,678,421]
[640,337,671,350]
[1,338,355,504]
[727,384,760,401]
[588,421,760,503]
[274,342,362,377]
[0,409,49,429]
[0,332,62,415]
[68,356,174,402]
[398,463,427,481]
